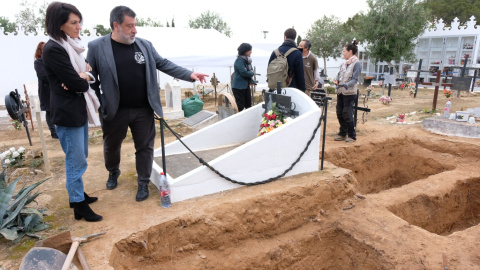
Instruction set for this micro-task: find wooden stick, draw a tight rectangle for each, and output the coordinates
[76,246,90,270]
[62,240,80,270]
[62,232,106,270]
[34,98,50,174]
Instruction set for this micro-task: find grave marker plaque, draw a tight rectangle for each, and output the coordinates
[264,92,292,117]
[451,77,472,91]
[310,89,327,107]
[384,74,396,85]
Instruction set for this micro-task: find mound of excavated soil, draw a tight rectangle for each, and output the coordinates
[109,135,480,269]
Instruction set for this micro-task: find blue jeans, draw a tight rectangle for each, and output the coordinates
[56,122,88,203]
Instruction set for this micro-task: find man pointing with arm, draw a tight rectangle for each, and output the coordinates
[87,5,208,202]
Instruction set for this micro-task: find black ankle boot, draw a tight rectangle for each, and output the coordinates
[69,192,98,208]
[72,200,103,222]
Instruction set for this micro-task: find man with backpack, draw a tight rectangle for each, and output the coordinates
[267,28,305,92]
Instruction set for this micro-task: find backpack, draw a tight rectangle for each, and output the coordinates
[267,48,298,89]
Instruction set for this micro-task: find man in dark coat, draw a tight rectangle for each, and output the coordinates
[268,28,305,92]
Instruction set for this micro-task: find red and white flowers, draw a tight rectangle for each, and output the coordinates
[257,110,289,136]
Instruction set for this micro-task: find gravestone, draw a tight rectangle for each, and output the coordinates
[163,80,184,120]
[451,77,472,91]
[310,89,327,107]
[181,110,217,130]
[263,92,293,117]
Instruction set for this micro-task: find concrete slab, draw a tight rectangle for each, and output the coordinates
[162,107,184,120]
[154,145,240,178]
[422,116,480,138]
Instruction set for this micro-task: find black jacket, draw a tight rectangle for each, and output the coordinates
[268,39,306,91]
[34,58,51,111]
[42,40,89,127]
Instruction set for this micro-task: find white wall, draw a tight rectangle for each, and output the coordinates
[0,27,271,105]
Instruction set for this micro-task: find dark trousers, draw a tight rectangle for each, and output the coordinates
[232,88,252,111]
[101,106,155,185]
[336,94,356,139]
[45,111,56,135]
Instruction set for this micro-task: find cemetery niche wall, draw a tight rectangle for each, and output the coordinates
[353,16,480,89]
[414,16,480,85]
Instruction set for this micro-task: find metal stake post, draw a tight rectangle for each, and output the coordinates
[320,97,332,171]
[388,67,393,97]
[414,59,423,98]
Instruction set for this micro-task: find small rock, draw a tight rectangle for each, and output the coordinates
[34,169,45,175]
[10,168,31,179]
[25,148,43,159]
[199,253,207,259]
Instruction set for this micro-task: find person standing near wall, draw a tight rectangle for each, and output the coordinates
[297,39,320,97]
[43,2,102,222]
[34,41,58,139]
[334,40,361,143]
[232,43,256,111]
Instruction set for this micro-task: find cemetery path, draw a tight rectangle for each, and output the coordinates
[0,88,480,269]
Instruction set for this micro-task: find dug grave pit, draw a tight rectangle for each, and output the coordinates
[388,177,480,236]
[324,136,458,194]
[109,170,395,269]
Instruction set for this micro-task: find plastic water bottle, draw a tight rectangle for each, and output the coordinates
[444,100,451,118]
[159,172,171,208]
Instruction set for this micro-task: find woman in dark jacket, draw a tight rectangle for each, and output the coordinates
[43,2,102,222]
[232,43,256,111]
[34,41,57,138]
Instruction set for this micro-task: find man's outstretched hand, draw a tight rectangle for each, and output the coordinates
[191,72,209,84]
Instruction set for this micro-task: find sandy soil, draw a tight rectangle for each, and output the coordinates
[1,87,480,269]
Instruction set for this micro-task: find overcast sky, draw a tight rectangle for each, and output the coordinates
[2,0,369,42]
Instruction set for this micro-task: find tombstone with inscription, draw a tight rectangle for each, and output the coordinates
[163,80,184,120]
[452,77,472,92]
[263,92,298,118]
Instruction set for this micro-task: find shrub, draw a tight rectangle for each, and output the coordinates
[0,169,50,242]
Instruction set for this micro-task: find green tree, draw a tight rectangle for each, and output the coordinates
[422,0,480,25]
[188,10,232,37]
[136,17,164,27]
[166,21,170,27]
[306,15,351,75]
[172,18,175,27]
[0,16,18,35]
[94,24,111,36]
[15,0,48,35]
[296,35,302,46]
[342,13,366,42]
[361,0,429,72]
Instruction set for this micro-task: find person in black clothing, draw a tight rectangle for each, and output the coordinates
[34,41,58,139]
[268,28,305,92]
[87,6,208,202]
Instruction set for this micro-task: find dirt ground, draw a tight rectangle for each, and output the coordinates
[1,86,480,270]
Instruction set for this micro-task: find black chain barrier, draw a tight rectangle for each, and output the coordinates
[154,112,323,186]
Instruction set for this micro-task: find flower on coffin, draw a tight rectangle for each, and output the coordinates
[257,103,287,136]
